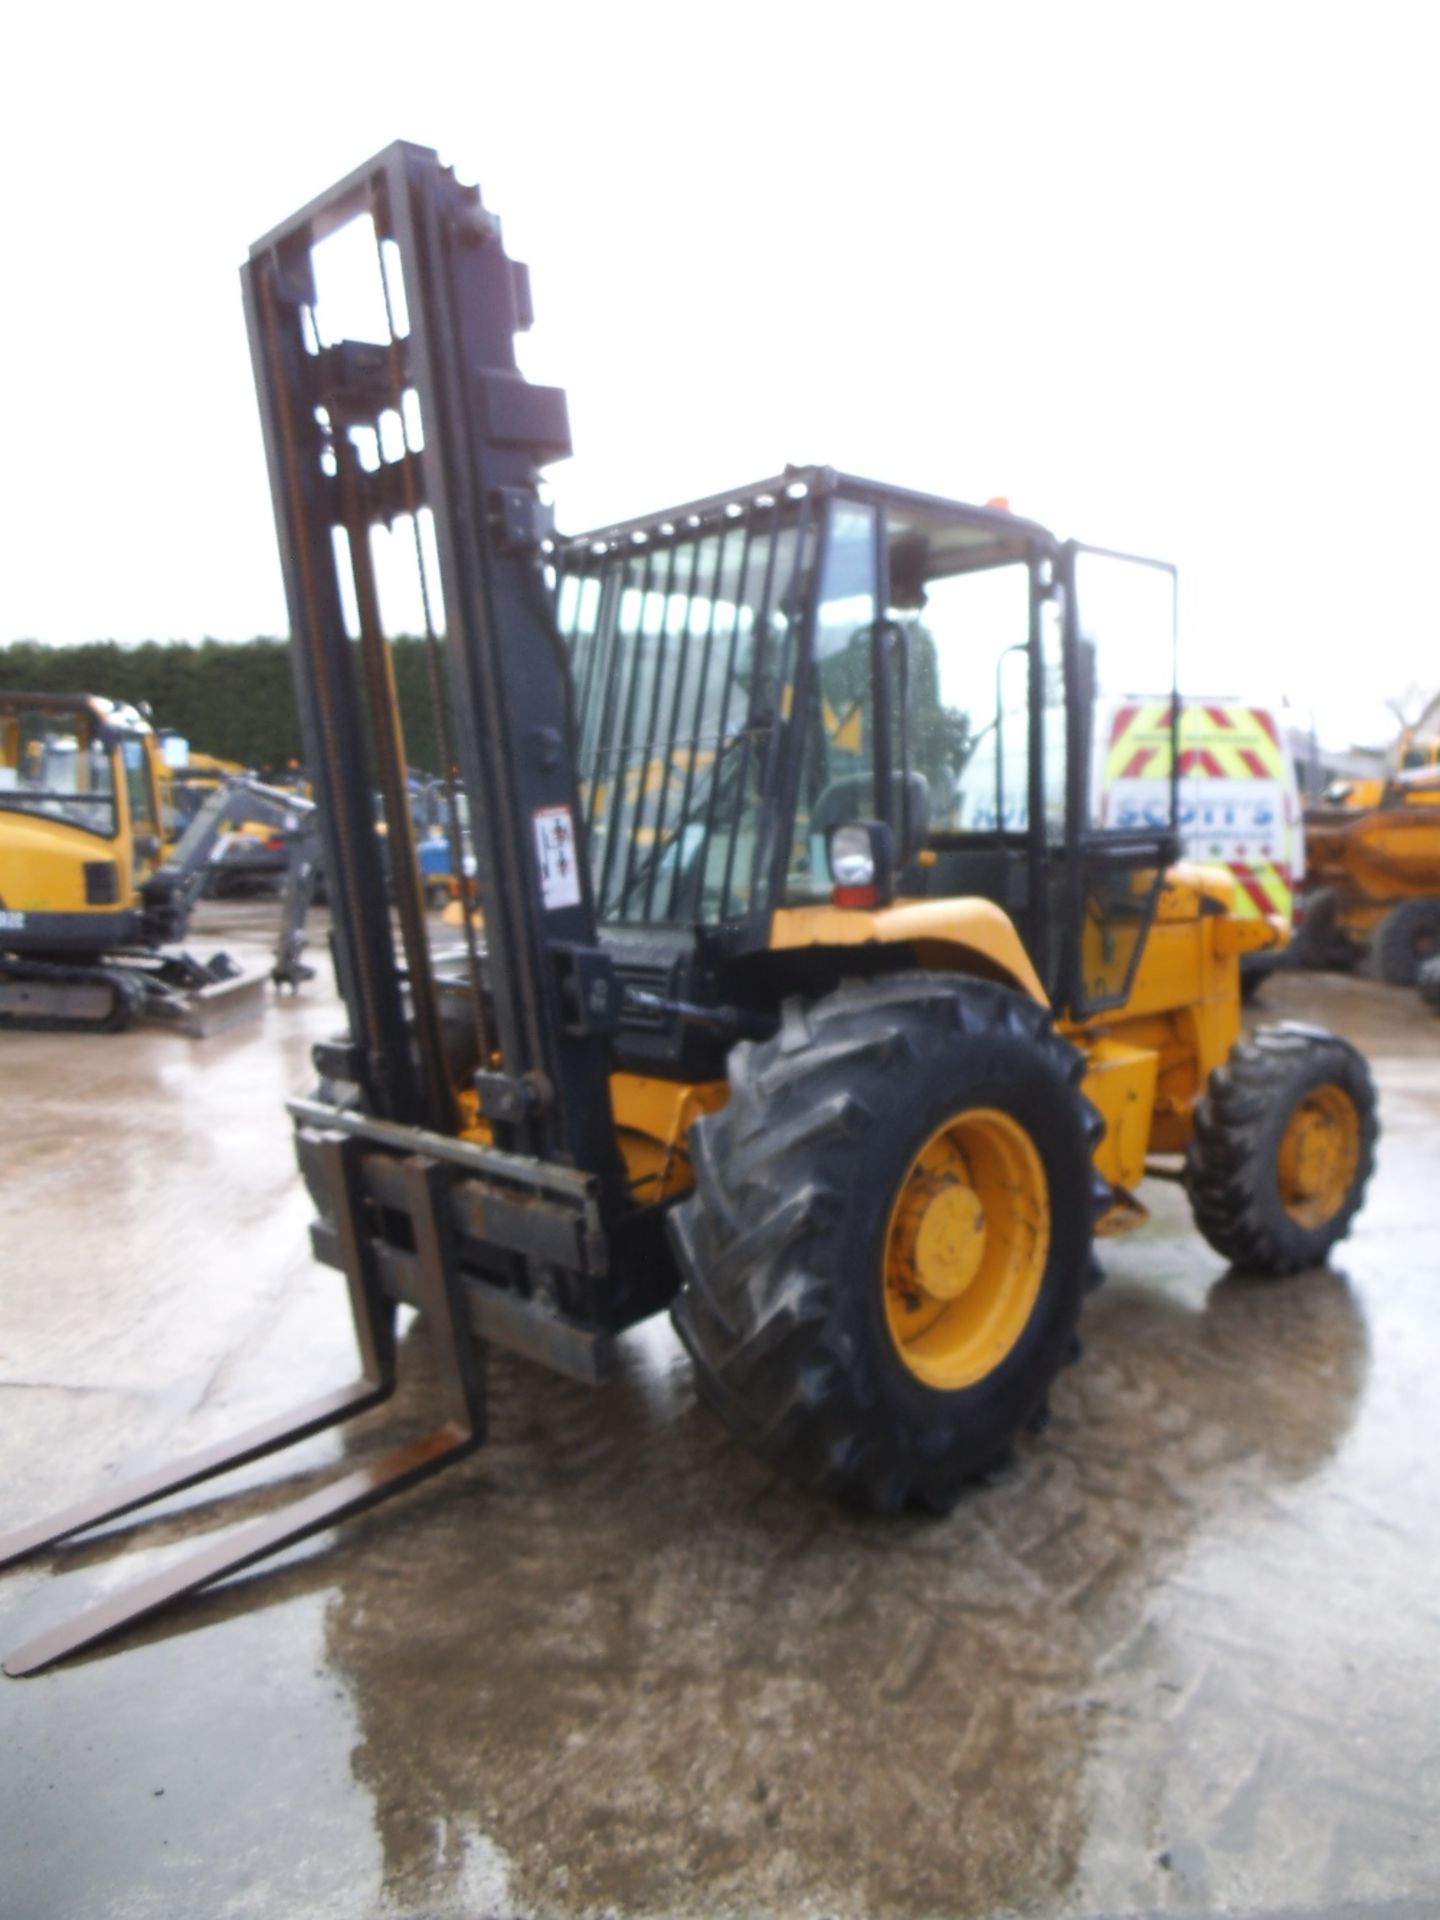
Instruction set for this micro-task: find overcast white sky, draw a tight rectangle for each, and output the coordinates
[2,1,1435,750]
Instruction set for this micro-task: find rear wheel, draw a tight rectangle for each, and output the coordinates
[1374,895,1440,985]
[1184,1026,1377,1276]
[669,975,1102,1512]
[1419,954,1440,1010]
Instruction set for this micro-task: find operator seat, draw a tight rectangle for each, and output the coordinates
[809,771,931,872]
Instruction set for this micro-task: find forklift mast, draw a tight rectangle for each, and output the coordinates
[243,141,623,1197]
[0,146,644,1676]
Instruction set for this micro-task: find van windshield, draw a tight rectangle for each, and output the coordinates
[0,708,117,835]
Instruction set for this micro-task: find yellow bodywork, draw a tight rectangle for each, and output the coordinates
[610,1073,729,1201]
[1,808,124,915]
[1076,1036,1157,1193]
[1066,863,1273,1163]
[585,861,1273,1240]
[1324,740,1440,813]
[1305,799,1440,935]
[0,699,165,932]
[460,1069,730,1202]
[770,897,1048,1002]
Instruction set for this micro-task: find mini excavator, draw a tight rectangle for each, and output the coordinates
[0,690,318,1033]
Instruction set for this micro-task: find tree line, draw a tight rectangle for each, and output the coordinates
[0,637,447,775]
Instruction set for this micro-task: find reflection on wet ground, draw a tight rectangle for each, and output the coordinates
[326,1264,1372,1918]
[2,921,1438,1918]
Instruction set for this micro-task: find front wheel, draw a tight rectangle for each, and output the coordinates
[1184,1026,1378,1276]
[668,975,1103,1513]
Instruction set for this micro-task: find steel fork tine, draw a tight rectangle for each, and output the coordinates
[0,1378,390,1573]
[1,1140,493,1677]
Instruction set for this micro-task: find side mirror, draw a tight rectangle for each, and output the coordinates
[827,819,895,908]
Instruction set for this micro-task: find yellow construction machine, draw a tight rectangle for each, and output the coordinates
[158,738,317,896]
[1296,760,1440,980]
[0,144,1380,1672]
[1320,731,1440,812]
[158,739,247,839]
[0,689,318,1032]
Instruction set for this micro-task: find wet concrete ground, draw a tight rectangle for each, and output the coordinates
[2,905,1438,1919]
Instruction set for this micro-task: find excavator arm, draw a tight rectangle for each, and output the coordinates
[142,774,321,986]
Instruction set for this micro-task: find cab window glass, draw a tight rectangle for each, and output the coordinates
[788,501,877,899]
[1067,548,1178,1016]
[893,563,1030,833]
[562,510,810,924]
[1073,550,1177,831]
[0,710,117,833]
[122,739,156,831]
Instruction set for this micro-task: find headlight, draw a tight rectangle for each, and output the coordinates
[828,824,876,888]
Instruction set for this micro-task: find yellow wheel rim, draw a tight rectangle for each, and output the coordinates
[1276,1084,1361,1229]
[882,1107,1050,1391]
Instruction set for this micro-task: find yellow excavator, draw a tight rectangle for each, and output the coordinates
[0,689,318,1032]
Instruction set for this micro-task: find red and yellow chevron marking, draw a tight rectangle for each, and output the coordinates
[1228,857,1292,924]
[1106,703,1294,929]
[1105,702,1288,784]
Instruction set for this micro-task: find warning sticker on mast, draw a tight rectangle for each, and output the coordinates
[533,805,582,910]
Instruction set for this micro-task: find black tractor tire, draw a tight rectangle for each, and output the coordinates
[1239,950,1280,1003]
[668,974,1104,1513]
[1289,887,1360,972]
[1184,1025,1378,1277]
[1418,954,1440,1010]
[1374,895,1440,985]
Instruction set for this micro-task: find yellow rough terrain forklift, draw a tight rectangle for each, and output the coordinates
[0,689,318,1032]
[0,145,1378,1673]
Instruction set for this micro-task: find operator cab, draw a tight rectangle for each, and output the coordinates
[555,468,1178,1033]
[0,694,158,845]
[0,693,164,944]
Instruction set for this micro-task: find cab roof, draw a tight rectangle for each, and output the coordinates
[0,690,153,735]
[560,464,1058,582]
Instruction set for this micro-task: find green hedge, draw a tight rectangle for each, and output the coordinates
[0,637,446,776]
[2,632,967,798]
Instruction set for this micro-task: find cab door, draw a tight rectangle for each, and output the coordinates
[118,734,165,888]
[1058,542,1180,1018]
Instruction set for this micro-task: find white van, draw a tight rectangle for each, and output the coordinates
[1098,697,1302,931]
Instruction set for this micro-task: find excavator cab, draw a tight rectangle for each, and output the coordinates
[0,692,164,951]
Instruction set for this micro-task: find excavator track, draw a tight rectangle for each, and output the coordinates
[0,957,143,1033]
[0,951,268,1037]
